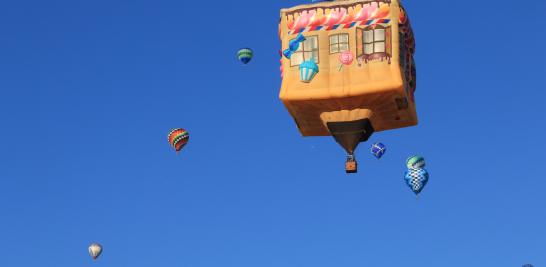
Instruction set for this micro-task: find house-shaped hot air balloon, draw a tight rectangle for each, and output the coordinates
[279,0,417,173]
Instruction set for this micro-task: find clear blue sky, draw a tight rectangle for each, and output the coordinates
[1,0,545,266]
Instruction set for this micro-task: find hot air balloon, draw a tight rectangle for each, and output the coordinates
[279,0,419,173]
[406,155,425,169]
[370,142,386,159]
[88,243,102,261]
[237,48,253,64]
[404,167,429,195]
[168,128,189,153]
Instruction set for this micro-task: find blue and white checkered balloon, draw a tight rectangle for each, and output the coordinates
[370,142,386,159]
[404,168,429,195]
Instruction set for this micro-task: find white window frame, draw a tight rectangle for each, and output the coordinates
[363,27,386,55]
[329,33,349,54]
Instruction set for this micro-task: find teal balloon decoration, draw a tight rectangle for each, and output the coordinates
[283,33,306,59]
[299,60,319,83]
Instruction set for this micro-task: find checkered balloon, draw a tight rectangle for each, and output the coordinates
[404,168,429,195]
[370,142,386,159]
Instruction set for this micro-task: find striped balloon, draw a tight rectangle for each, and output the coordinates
[168,128,189,153]
[406,155,425,169]
[237,48,253,64]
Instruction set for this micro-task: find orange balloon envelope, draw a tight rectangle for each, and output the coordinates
[279,0,418,173]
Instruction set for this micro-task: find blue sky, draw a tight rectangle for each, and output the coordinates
[0,0,545,266]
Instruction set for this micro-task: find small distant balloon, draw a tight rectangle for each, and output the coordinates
[237,48,253,64]
[406,155,425,169]
[168,128,189,153]
[88,243,102,261]
[404,168,429,195]
[370,142,386,159]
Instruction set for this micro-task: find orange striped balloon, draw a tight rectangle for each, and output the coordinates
[167,128,189,153]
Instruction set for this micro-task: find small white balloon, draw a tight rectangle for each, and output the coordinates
[88,243,103,261]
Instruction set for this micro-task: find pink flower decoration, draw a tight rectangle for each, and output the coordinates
[339,51,354,65]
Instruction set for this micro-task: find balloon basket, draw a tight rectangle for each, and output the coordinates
[345,160,357,174]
